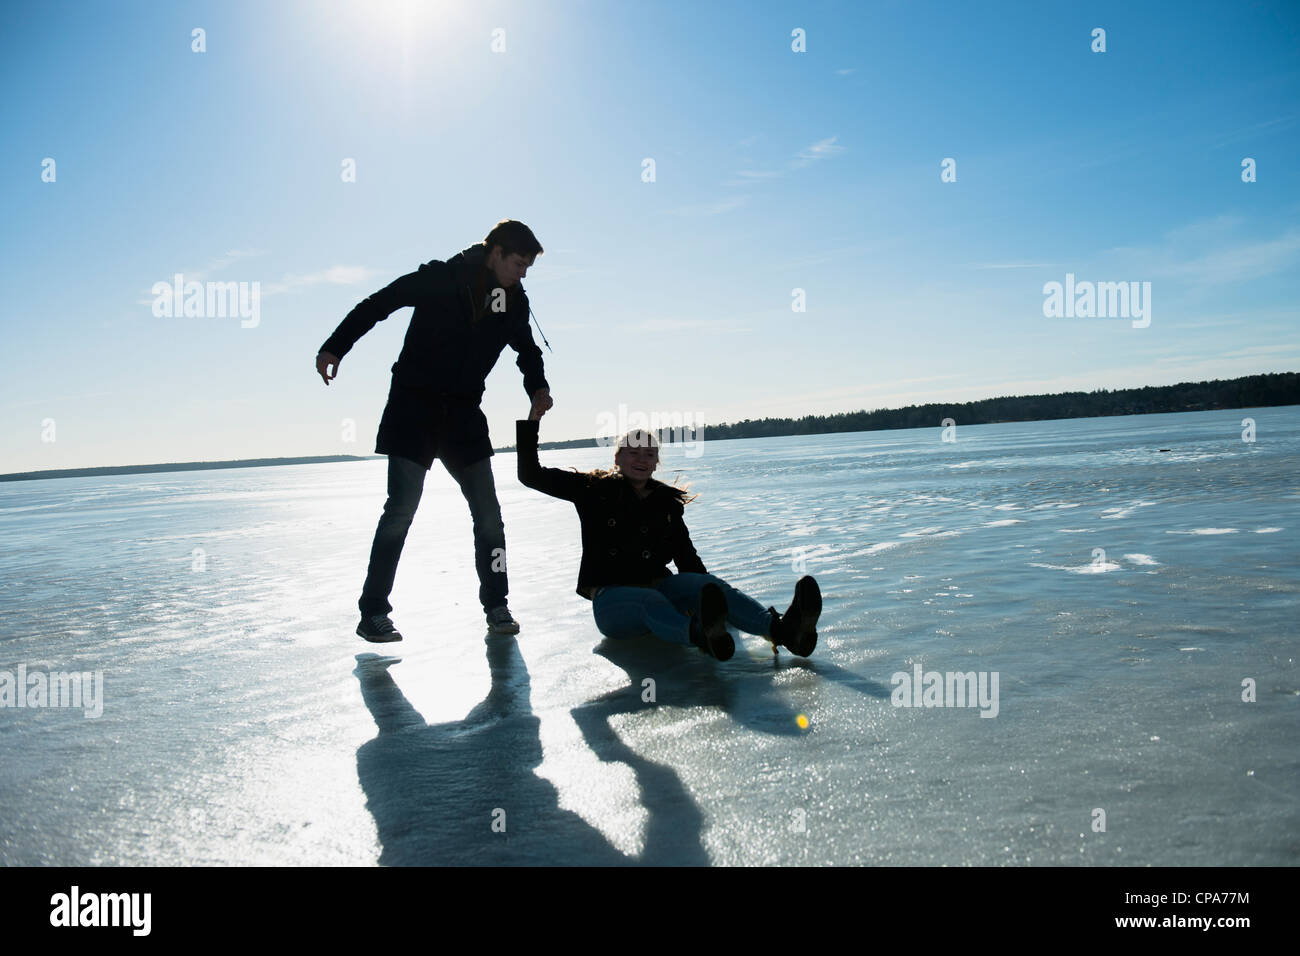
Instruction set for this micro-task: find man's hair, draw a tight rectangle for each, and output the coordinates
[484,220,543,259]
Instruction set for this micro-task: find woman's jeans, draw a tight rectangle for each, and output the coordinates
[359,455,507,617]
[591,573,773,645]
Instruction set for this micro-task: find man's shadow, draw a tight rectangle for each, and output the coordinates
[354,635,708,865]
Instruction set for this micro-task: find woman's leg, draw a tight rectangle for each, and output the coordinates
[591,586,692,646]
[658,572,774,638]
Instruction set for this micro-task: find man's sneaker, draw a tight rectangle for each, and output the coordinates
[689,583,735,661]
[486,606,520,634]
[768,575,821,657]
[357,614,403,643]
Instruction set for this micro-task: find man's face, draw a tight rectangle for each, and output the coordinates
[486,246,534,288]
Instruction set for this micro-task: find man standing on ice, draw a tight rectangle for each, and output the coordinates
[315,220,553,641]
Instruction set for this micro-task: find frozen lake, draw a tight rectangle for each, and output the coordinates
[1,407,1297,865]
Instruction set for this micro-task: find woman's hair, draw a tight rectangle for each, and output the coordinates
[572,429,697,505]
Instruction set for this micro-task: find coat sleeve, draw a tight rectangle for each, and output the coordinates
[671,502,707,574]
[516,418,589,503]
[508,291,549,399]
[319,261,439,359]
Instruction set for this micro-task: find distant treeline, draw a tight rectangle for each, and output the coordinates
[526,371,1298,449]
[0,455,373,483]
[698,372,1299,441]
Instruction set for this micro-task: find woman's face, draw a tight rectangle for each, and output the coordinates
[615,441,658,481]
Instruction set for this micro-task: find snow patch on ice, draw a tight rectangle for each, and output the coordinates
[1030,561,1121,574]
[848,541,900,556]
[1101,502,1157,520]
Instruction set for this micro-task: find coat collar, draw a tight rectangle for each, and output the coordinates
[447,244,487,285]
[448,243,527,303]
[612,474,675,503]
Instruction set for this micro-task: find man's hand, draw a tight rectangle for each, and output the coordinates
[529,387,553,421]
[317,351,340,385]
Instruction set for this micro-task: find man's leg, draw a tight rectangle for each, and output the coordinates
[444,456,508,614]
[358,455,428,618]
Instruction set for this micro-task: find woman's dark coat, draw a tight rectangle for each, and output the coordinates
[515,419,706,598]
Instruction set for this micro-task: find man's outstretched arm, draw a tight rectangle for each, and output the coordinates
[316,263,437,384]
[508,296,552,412]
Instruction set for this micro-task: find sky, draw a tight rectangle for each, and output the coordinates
[1,0,1298,472]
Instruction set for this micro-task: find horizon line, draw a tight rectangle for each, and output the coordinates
[3,371,1294,482]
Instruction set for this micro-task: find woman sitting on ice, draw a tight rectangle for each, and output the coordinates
[515,408,820,660]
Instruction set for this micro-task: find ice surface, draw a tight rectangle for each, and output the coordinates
[1,408,1297,865]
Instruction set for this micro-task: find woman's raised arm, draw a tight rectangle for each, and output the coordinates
[516,418,590,503]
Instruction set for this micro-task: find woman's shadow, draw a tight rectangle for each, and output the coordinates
[567,634,895,861]
[353,634,708,865]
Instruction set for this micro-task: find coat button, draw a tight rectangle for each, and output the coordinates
[608,548,618,556]
[639,526,648,534]
[641,550,651,559]
[607,518,616,527]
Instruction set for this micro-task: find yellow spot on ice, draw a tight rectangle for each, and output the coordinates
[796,714,809,729]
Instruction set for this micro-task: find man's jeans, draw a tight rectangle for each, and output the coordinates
[591,572,773,645]
[359,455,507,617]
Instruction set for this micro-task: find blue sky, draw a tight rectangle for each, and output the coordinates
[2,0,1297,472]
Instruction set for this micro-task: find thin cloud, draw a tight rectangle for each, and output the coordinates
[774,239,898,269]
[664,196,749,216]
[136,248,267,301]
[1103,219,1300,287]
[971,262,1055,270]
[773,376,962,408]
[632,318,750,333]
[261,265,386,297]
[135,262,384,305]
[1218,343,1300,360]
[721,170,783,186]
[190,248,265,282]
[543,322,597,331]
[1207,113,1299,150]
[0,390,122,411]
[726,135,847,185]
[791,136,847,168]
[1166,231,1300,285]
